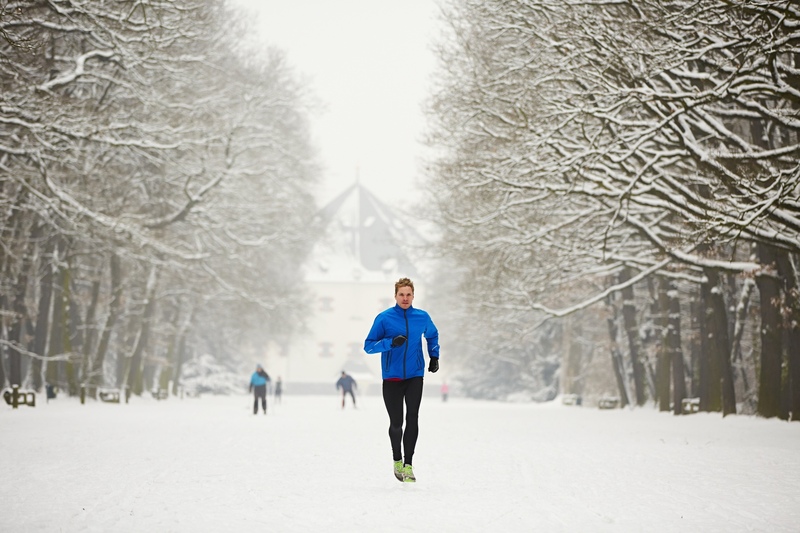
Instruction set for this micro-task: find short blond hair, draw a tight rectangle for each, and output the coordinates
[394,277,414,295]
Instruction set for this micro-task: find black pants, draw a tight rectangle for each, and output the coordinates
[341,389,356,408]
[253,385,267,414]
[382,377,423,465]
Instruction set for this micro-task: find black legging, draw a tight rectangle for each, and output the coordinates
[341,389,356,408]
[253,385,267,414]
[382,377,424,465]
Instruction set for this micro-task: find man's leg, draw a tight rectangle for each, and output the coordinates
[402,377,424,466]
[382,380,404,462]
[253,393,258,415]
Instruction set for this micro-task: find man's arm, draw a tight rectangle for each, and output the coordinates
[426,316,440,359]
[364,315,389,354]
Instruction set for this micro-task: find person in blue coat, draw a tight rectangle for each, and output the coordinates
[249,364,271,415]
[336,371,358,409]
[364,277,439,483]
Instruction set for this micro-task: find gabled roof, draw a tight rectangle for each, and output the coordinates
[307,182,423,283]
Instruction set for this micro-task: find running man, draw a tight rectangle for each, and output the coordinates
[364,277,440,483]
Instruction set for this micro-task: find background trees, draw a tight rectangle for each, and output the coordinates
[426,0,799,419]
[0,1,318,397]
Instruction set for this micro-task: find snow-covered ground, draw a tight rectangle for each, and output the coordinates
[2,392,799,532]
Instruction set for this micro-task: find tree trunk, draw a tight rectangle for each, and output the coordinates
[88,253,123,398]
[605,293,630,408]
[731,276,756,401]
[688,295,702,398]
[755,243,783,419]
[171,305,194,396]
[562,315,584,396]
[6,216,35,386]
[667,282,686,415]
[656,277,671,412]
[79,279,100,388]
[60,263,80,396]
[619,266,646,406]
[46,252,66,390]
[708,269,736,416]
[0,185,28,388]
[124,266,159,396]
[31,238,55,392]
[171,332,188,396]
[699,268,735,414]
[776,251,800,422]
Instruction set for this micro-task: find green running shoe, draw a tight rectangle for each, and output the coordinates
[402,464,416,483]
[393,460,404,482]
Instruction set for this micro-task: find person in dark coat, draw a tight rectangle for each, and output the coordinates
[336,371,357,409]
[274,376,283,404]
[249,364,271,415]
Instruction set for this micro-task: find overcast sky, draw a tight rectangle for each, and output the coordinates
[228,0,441,206]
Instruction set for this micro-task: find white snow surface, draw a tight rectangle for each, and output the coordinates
[2,393,799,532]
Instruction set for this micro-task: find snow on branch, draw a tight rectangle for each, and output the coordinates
[37,49,118,92]
[34,158,209,262]
[519,257,673,318]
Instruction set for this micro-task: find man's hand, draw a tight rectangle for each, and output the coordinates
[428,358,439,373]
[391,335,407,348]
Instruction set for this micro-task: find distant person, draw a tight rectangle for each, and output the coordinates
[364,277,440,483]
[336,371,357,409]
[45,383,57,402]
[441,381,449,402]
[274,376,283,404]
[249,364,271,415]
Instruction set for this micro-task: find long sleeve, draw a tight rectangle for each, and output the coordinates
[426,317,440,359]
[364,315,388,354]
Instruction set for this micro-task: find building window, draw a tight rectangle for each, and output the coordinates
[319,342,333,358]
[319,297,333,312]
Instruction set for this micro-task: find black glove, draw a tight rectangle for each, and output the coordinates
[391,335,407,348]
[428,358,439,373]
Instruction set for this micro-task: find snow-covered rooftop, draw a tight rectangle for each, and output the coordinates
[306,182,423,284]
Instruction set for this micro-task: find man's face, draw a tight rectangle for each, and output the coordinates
[395,286,414,309]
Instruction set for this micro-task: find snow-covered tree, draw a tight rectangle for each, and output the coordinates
[425,0,799,418]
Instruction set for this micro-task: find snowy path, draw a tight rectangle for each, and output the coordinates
[2,393,799,532]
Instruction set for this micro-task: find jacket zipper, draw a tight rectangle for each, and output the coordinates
[403,308,409,379]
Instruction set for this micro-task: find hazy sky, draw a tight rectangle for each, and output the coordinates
[228,0,441,205]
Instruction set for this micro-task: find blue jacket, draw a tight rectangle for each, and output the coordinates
[336,374,357,392]
[250,369,270,388]
[364,304,439,380]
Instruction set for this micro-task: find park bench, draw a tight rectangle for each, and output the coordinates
[681,397,700,414]
[151,389,169,400]
[98,388,123,403]
[597,396,620,409]
[561,393,582,406]
[3,385,36,408]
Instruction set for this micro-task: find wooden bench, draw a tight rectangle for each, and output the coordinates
[561,394,582,406]
[151,389,169,400]
[681,397,700,413]
[3,385,36,408]
[98,388,122,403]
[598,396,620,409]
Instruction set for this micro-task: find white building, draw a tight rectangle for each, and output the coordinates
[262,182,429,395]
